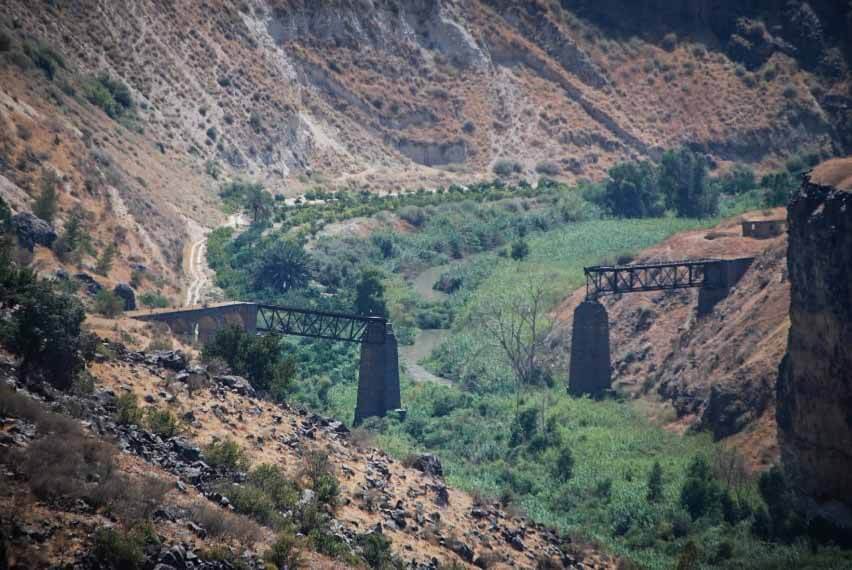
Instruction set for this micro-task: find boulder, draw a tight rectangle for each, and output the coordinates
[113,283,137,310]
[410,453,444,478]
[12,212,56,250]
[215,374,256,397]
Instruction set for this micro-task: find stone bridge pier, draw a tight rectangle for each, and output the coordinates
[568,300,612,398]
[569,257,756,397]
[130,303,401,423]
[355,321,401,425]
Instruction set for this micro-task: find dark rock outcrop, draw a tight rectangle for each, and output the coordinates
[11,212,56,250]
[409,453,444,478]
[777,160,852,513]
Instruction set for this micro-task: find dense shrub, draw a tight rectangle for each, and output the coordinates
[92,529,145,570]
[510,239,529,261]
[680,457,722,520]
[115,393,144,425]
[602,160,663,218]
[138,291,169,308]
[355,267,388,317]
[85,74,134,119]
[145,407,179,437]
[355,532,399,569]
[493,159,522,177]
[535,161,561,176]
[33,172,60,223]
[3,278,93,389]
[23,41,65,80]
[659,148,717,218]
[265,530,304,569]
[647,461,663,503]
[94,290,124,317]
[204,437,250,471]
[203,325,296,393]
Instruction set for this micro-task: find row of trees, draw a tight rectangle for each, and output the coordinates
[601,148,719,219]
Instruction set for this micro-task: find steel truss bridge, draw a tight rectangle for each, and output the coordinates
[255,305,387,344]
[583,259,725,299]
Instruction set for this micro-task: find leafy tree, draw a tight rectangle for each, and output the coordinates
[54,207,94,264]
[33,171,60,223]
[554,445,575,482]
[647,461,664,503]
[354,267,387,317]
[93,289,124,317]
[718,164,757,195]
[602,160,663,218]
[245,184,274,225]
[251,240,310,294]
[5,280,93,389]
[680,456,723,520]
[203,325,296,393]
[95,242,117,276]
[762,172,797,207]
[659,148,717,218]
[510,239,529,261]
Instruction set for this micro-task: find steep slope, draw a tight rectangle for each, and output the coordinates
[550,210,790,469]
[1,341,614,569]
[777,158,852,513]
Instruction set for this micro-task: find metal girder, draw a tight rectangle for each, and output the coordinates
[584,259,721,299]
[255,305,386,344]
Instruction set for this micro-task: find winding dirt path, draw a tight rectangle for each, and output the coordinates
[183,213,248,307]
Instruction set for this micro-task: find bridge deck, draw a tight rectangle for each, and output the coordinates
[584,258,722,299]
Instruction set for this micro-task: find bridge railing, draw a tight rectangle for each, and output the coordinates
[584,259,722,299]
[255,304,387,344]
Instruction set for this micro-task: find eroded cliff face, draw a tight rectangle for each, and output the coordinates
[777,158,852,508]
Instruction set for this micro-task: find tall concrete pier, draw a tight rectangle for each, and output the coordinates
[568,300,611,397]
[355,322,401,425]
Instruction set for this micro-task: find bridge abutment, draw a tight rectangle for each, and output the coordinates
[355,322,401,425]
[697,258,754,316]
[568,300,611,398]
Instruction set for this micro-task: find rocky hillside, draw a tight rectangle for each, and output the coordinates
[550,210,790,470]
[777,157,852,516]
[1,342,614,569]
[0,0,849,296]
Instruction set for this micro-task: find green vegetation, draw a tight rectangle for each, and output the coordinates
[93,289,124,317]
[202,325,296,396]
[22,40,65,80]
[84,74,134,119]
[138,291,169,308]
[204,151,849,567]
[54,206,95,264]
[144,407,179,438]
[33,170,60,223]
[204,438,251,472]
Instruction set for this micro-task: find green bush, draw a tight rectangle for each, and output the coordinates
[248,464,299,512]
[33,172,59,223]
[203,325,296,393]
[680,457,722,520]
[145,407,179,438]
[602,160,663,218]
[94,290,124,318]
[115,393,144,425]
[493,159,522,177]
[85,74,134,119]
[647,461,664,503]
[355,532,399,569]
[204,438,250,471]
[4,278,93,390]
[510,239,529,261]
[138,291,169,308]
[265,530,304,569]
[23,41,65,80]
[92,528,144,570]
[226,484,277,525]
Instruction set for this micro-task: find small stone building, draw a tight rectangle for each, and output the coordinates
[742,219,786,239]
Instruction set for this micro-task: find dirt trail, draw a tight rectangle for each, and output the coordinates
[183,213,248,307]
